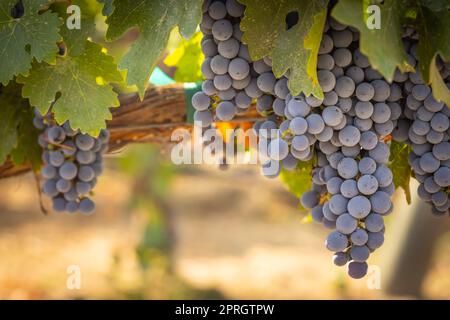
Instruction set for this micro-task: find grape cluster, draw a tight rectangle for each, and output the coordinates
[236,20,387,279]
[33,110,109,214]
[391,31,450,216]
[193,0,272,125]
[301,147,393,278]
[195,4,449,278]
[242,17,401,278]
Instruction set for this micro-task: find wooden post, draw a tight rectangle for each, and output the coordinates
[382,180,450,297]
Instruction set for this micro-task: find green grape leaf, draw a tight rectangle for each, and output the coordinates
[105,0,203,96]
[164,32,204,83]
[332,0,414,82]
[279,159,314,210]
[415,5,450,105]
[10,106,42,170]
[0,83,40,168]
[58,0,98,56]
[240,0,328,98]
[389,140,412,204]
[0,0,62,85]
[61,18,96,56]
[18,41,123,136]
[50,0,100,56]
[419,0,449,12]
[0,85,22,164]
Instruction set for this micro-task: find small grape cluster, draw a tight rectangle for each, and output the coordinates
[192,0,274,125]
[33,110,109,214]
[391,30,450,216]
[301,147,393,278]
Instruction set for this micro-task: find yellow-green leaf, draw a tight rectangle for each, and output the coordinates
[279,159,314,209]
[389,141,412,204]
[240,0,329,98]
[415,5,450,105]
[164,32,204,83]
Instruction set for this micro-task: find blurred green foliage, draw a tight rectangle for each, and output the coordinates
[111,145,224,299]
[164,32,204,83]
[118,145,176,268]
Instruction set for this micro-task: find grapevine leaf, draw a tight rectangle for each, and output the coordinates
[415,5,450,105]
[61,18,96,56]
[240,0,328,98]
[279,159,314,210]
[389,141,412,204]
[332,0,414,82]
[0,0,62,85]
[0,84,22,164]
[419,0,449,12]
[50,0,101,55]
[10,106,41,170]
[18,41,123,136]
[0,83,40,168]
[105,0,203,96]
[57,0,98,56]
[164,32,204,83]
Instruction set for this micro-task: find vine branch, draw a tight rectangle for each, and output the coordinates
[0,84,261,180]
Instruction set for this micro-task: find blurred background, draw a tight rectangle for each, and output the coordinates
[1,146,450,299]
[0,1,449,300]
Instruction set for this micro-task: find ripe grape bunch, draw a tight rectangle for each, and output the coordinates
[194,3,449,279]
[33,110,109,214]
[192,0,272,125]
[287,18,397,279]
[391,29,450,216]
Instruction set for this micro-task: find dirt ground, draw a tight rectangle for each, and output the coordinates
[0,161,449,299]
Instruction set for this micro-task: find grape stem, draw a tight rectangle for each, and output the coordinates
[33,172,48,215]
[43,137,77,151]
